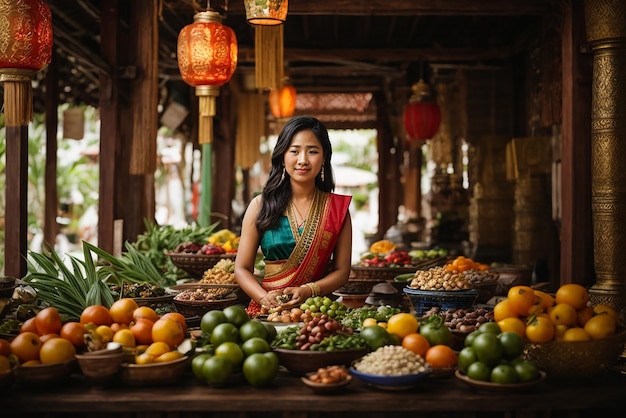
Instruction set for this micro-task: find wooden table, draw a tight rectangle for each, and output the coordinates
[3,366,625,418]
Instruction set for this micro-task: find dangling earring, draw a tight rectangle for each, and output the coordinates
[321,166,325,182]
[280,167,285,182]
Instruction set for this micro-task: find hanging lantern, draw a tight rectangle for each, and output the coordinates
[177,9,238,144]
[244,0,288,25]
[269,80,296,119]
[0,0,53,126]
[403,79,441,145]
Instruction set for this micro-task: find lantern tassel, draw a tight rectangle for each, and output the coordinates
[197,86,219,144]
[0,71,35,127]
[255,25,283,90]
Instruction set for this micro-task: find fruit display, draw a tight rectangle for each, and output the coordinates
[199,258,236,284]
[407,256,497,291]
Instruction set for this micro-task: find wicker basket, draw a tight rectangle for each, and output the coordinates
[523,328,626,379]
[351,256,449,282]
[167,253,237,278]
[173,293,238,317]
[403,287,478,316]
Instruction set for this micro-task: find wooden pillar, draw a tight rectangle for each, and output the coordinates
[560,0,593,285]
[44,55,59,248]
[403,140,422,219]
[584,0,626,311]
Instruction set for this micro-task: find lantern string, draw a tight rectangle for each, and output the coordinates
[255,25,283,90]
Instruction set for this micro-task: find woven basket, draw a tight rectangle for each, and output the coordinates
[403,288,478,316]
[351,256,449,281]
[173,293,238,317]
[167,253,236,278]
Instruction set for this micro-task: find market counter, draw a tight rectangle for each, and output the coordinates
[2,366,625,418]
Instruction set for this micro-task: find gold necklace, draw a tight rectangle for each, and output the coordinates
[292,200,311,227]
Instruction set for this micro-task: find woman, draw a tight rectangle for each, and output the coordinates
[235,116,352,316]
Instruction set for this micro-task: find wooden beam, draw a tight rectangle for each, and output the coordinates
[226,0,551,16]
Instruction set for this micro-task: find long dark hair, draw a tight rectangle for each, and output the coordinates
[256,115,335,233]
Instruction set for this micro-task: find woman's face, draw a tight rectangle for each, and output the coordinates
[283,129,324,184]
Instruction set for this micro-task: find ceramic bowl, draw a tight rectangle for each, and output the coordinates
[272,347,368,375]
[349,366,431,390]
[14,359,76,386]
[119,356,188,386]
[301,373,352,394]
[455,369,546,392]
[76,349,125,384]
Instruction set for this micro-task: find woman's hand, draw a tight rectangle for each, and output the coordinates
[258,289,286,308]
[279,286,310,308]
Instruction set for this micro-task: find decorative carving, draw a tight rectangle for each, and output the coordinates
[585,0,626,43]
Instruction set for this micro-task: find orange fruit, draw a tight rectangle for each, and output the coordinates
[135,352,154,365]
[386,313,419,339]
[593,304,620,324]
[584,313,616,340]
[109,298,139,325]
[562,327,591,342]
[112,329,136,347]
[576,306,594,327]
[507,286,537,317]
[0,355,11,372]
[35,307,63,336]
[525,315,555,343]
[0,339,11,357]
[161,312,187,334]
[555,283,589,310]
[10,332,42,363]
[20,317,38,334]
[39,337,76,364]
[154,350,184,363]
[110,323,128,333]
[95,325,115,343]
[493,300,518,322]
[130,318,155,345]
[533,290,556,311]
[133,306,159,323]
[548,303,578,327]
[80,305,113,326]
[401,333,431,357]
[425,345,458,368]
[60,322,88,348]
[152,317,185,348]
[144,341,171,359]
[497,317,526,338]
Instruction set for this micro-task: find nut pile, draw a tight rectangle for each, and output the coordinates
[408,266,498,291]
[173,287,233,302]
[421,307,494,333]
[352,346,429,376]
[307,365,350,384]
[199,259,236,284]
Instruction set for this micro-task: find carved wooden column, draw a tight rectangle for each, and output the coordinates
[585,0,626,312]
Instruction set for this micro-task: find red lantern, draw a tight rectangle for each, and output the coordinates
[269,82,296,119]
[178,10,238,144]
[0,0,53,71]
[403,79,441,144]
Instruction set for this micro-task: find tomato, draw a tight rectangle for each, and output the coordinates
[418,314,452,346]
[36,307,63,336]
[239,320,268,342]
[202,355,233,386]
[457,347,477,373]
[39,337,76,364]
[490,364,518,384]
[466,361,491,381]
[497,331,524,360]
[514,360,540,383]
[584,314,616,339]
[214,342,244,367]
[242,352,279,387]
[471,332,503,367]
[201,310,228,336]
[555,283,589,310]
[425,344,457,368]
[525,315,555,343]
[360,325,392,351]
[210,323,240,346]
[478,322,501,335]
[464,330,482,347]
[241,337,271,356]
[507,285,537,316]
[401,333,431,357]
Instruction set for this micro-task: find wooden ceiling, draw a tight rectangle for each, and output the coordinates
[26,0,556,127]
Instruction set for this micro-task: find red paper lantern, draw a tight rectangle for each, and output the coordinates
[178,10,238,144]
[269,82,296,119]
[403,79,441,144]
[0,0,53,71]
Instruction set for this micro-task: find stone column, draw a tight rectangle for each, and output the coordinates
[585,0,626,312]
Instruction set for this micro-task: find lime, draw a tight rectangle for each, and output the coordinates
[467,361,491,382]
[471,332,503,366]
[239,320,268,342]
[223,305,250,327]
[210,322,240,346]
[478,322,501,335]
[201,310,227,336]
[201,355,233,386]
[464,330,482,347]
[243,352,279,387]
[490,364,518,384]
[514,360,540,383]
[241,337,271,356]
[457,346,477,374]
[497,331,524,360]
[360,325,391,351]
[263,322,277,344]
[191,353,213,380]
[214,341,245,367]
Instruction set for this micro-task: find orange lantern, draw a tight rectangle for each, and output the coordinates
[269,81,296,119]
[403,79,441,145]
[177,10,238,144]
[244,0,288,25]
[0,0,53,126]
